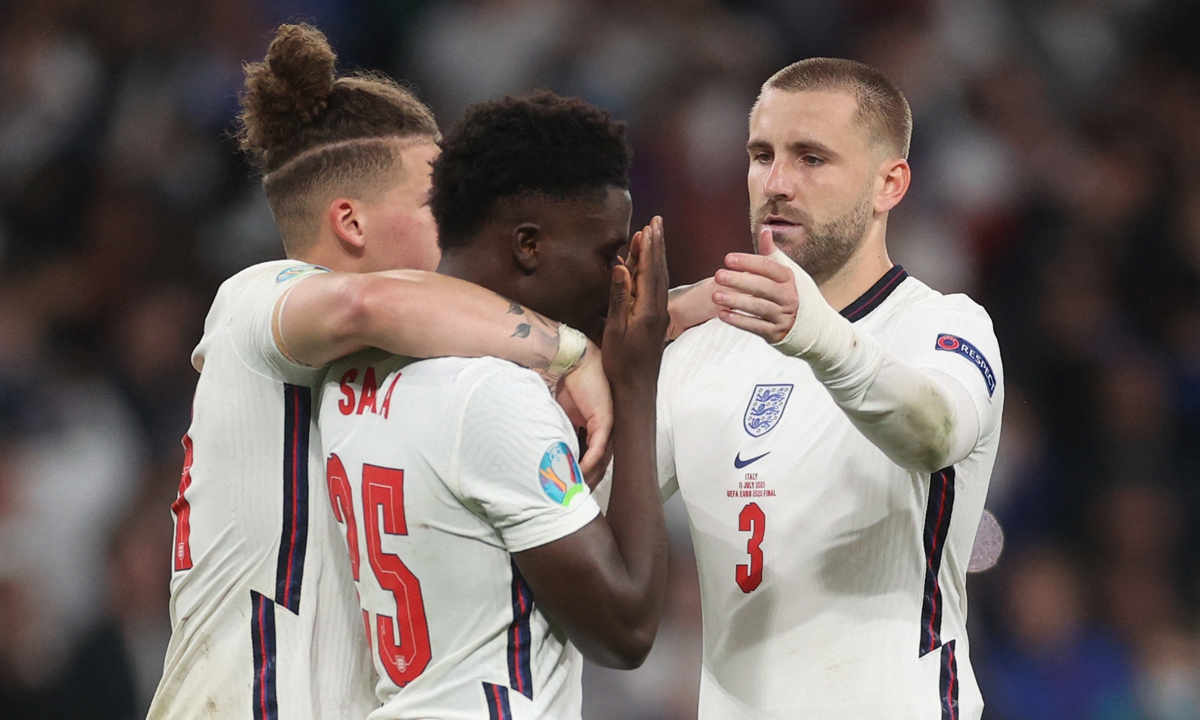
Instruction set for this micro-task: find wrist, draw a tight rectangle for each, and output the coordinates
[611,376,658,403]
[550,324,589,375]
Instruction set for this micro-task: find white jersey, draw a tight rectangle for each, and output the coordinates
[149,261,376,720]
[318,353,602,720]
[658,267,1003,720]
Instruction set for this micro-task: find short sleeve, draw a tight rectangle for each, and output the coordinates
[887,297,1004,436]
[453,366,601,553]
[229,263,330,384]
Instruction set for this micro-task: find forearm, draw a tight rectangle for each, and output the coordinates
[283,271,561,368]
[809,333,979,472]
[356,271,561,365]
[666,278,718,340]
[758,249,977,473]
[596,385,668,658]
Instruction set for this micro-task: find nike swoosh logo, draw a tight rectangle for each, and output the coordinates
[734,451,770,469]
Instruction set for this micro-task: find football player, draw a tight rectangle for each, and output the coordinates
[318,92,670,720]
[149,26,615,720]
[658,58,1004,719]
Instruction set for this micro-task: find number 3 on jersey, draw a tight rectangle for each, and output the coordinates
[736,503,765,593]
[326,454,432,685]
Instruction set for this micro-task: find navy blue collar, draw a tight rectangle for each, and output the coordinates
[839,265,908,322]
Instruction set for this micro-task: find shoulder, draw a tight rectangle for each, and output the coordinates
[887,277,994,326]
[207,260,326,320]
[217,259,315,294]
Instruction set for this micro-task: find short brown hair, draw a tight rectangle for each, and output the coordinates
[762,58,912,159]
[235,24,440,255]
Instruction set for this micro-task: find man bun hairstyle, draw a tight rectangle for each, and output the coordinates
[431,91,632,252]
[236,23,439,255]
[762,58,912,160]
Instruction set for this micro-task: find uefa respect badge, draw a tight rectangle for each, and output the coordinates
[538,441,585,507]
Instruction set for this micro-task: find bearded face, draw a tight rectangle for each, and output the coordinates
[749,181,874,283]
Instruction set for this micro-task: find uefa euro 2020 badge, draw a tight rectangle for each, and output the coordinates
[539,441,585,507]
[743,384,794,438]
[276,264,331,283]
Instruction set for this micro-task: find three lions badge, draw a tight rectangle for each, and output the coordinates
[744,384,794,438]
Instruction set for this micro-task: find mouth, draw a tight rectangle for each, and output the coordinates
[764,214,800,229]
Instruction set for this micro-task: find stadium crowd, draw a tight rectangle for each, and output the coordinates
[0,0,1198,718]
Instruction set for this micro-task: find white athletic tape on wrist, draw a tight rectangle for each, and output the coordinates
[549,324,589,377]
[766,249,855,369]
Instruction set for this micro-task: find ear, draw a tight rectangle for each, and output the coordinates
[328,198,367,254]
[874,158,910,214]
[512,222,540,275]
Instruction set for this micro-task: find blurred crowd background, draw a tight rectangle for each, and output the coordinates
[1,0,1199,718]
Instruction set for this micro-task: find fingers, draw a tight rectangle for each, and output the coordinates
[714,267,787,302]
[626,228,645,279]
[649,216,668,302]
[724,252,795,284]
[717,308,786,341]
[712,289,784,323]
[635,216,667,306]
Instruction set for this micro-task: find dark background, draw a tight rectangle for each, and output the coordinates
[2,1,1199,718]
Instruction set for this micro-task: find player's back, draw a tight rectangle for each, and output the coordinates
[319,352,600,720]
[659,270,1003,719]
[148,260,376,720]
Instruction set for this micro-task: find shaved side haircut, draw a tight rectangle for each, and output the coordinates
[236,24,440,255]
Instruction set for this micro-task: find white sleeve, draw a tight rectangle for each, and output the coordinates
[228,263,331,384]
[891,302,1003,439]
[819,300,1003,471]
[453,367,601,553]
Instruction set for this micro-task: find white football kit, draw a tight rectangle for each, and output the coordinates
[148,261,376,720]
[658,267,1003,719]
[318,353,601,720]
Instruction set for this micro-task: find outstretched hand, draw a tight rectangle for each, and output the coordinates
[713,228,802,343]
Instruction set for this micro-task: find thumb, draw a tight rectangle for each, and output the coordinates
[756,227,778,257]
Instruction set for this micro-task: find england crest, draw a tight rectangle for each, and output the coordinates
[743,384,794,437]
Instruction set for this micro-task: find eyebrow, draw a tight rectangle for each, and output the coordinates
[747,138,839,160]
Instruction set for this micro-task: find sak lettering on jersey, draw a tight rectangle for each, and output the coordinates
[935,334,996,397]
[743,384,794,437]
[538,442,584,507]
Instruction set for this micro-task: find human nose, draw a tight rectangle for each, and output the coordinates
[761,158,794,201]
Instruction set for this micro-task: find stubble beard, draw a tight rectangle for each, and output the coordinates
[751,190,873,283]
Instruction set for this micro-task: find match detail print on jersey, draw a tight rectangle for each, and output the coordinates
[743,384,793,437]
[538,442,584,506]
